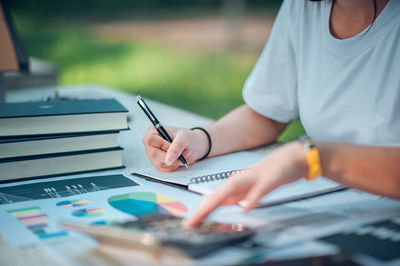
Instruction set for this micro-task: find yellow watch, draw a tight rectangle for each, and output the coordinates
[298,135,322,181]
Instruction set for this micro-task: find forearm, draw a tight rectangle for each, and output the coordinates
[318,142,400,199]
[204,105,287,157]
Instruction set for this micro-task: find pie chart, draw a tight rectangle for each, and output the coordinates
[108,192,187,218]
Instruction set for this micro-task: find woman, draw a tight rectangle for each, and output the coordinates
[142,0,400,226]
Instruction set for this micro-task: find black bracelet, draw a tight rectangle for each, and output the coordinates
[191,127,212,161]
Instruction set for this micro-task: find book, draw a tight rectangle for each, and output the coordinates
[0,131,120,159]
[0,147,124,182]
[0,99,128,137]
[133,151,344,207]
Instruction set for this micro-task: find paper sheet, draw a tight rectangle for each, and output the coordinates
[2,171,400,265]
[133,151,263,186]
[0,173,202,247]
[205,189,400,249]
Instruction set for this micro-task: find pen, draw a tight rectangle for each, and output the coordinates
[136,95,189,168]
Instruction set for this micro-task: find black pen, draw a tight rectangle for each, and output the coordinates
[136,95,189,168]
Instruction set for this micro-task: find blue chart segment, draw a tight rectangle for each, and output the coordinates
[108,192,187,218]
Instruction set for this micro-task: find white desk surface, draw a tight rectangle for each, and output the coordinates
[3,84,399,266]
[1,84,278,266]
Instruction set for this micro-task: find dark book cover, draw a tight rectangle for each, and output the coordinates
[0,99,128,119]
[0,147,123,163]
[0,130,122,144]
[0,166,125,184]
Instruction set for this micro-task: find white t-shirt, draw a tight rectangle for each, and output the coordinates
[242,0,400,145]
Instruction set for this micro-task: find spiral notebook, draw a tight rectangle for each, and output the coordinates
[133,151,344,207]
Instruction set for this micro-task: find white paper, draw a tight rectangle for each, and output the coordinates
[0,174,202,247]
[204,189,400,249]
[135,151,343,207]
[133,151,263,186]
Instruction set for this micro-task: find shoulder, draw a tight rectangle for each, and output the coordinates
[277,0,298,21]
[272,0,328,47]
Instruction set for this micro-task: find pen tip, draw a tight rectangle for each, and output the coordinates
[184,163,189,169]
[136,95,142,102]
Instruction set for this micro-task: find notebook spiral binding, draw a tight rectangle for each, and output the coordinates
[189,169,243,184]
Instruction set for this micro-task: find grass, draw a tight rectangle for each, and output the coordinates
[13,12,305,142]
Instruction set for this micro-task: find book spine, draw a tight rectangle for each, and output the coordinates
[0,166,125,184]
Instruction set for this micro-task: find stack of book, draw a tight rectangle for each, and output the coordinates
[0,99,129,182]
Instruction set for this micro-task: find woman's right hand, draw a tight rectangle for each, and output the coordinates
[142,126,210,172]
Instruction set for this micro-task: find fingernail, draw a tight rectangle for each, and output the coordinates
[165,152,177,166]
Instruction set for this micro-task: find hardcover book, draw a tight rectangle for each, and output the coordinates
[0,99,128,137]
[0,147,124,182]
[0,131,121,159]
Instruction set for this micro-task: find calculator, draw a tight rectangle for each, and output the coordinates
[61,215,254,258]
[118,215,254,257]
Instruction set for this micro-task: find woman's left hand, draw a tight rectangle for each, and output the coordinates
[184,141,308,227]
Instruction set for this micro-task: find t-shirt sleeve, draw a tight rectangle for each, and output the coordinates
[242,0,298,123]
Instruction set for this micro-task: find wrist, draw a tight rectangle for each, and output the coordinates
[298,135,322,180]
[274,141,308,183]
[290,141,309,179]
[191,127,212,161]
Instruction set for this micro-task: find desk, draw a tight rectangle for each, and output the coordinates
[1,84,276,265]
[1,84,399,266]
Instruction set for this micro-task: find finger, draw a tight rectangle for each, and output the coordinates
[165,131,190,166]
[181,150,195,165]
[182,149,191,157]
[165,126,178,138]
[219,170,256,205]
[145,146,183,171]
[143,134,170,151]
[143,128,171,150]
[185,170,257,227]
[185,181,238,227]
[241,177,281,212]
[145,125,160,138]
[221,192,248,206]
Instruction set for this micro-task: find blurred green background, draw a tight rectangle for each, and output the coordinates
[9,0,304,141]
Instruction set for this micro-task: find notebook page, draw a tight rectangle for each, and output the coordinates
[255,177,343,206]
[133,151,263,186]
[189,176,343,206]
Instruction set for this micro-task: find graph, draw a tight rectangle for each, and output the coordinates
[56,199,89,208]
[108,192,187,218]
[8,206,68,239]
[72,208,106,218]
[0,174,138,205]
[91,220,117,226]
